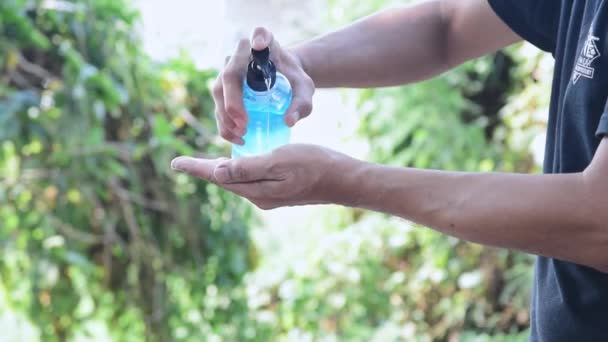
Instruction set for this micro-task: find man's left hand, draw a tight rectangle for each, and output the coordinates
[170,144,356,210]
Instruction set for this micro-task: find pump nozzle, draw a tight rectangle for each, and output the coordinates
[252,48,271,78]
[247,47,277,91]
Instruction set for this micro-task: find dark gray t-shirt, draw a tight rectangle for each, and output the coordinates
[487,0,608,340]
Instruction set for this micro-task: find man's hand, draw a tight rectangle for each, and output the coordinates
[213,28,315,145]
[170,136,608,271]
[170,144,354,210]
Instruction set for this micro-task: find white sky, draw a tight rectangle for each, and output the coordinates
[135,0,227,68]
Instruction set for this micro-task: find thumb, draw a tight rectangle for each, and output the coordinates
[213,155,276,184]
[251,27,273,51]
[171,157,227,181]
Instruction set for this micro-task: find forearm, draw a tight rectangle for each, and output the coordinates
[335,161,608,271]
[292,1,449,88]
[291,0,520,88]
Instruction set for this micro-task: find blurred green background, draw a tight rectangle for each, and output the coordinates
[0,0,553,341]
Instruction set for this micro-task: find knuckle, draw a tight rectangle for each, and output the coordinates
[224,103,241,116]
[299,101,313,116]
[305,75,315,92]
[212,79,223,97]
[222,68,239,81]
[235,167,248,181]
[219,126,232,139]
[302,73,314,85]
[231,161,248,180]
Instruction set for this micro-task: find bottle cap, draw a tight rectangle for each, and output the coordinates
[247,47,277,91]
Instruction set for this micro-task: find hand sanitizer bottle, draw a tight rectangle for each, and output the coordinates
[231,47,293,158]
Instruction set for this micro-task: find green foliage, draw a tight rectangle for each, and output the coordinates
[242,214,534,341]
[0,0,255,340]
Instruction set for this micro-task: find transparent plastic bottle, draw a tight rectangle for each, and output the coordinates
[231,48,292,158]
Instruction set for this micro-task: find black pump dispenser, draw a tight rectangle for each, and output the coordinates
[247,47,277,91]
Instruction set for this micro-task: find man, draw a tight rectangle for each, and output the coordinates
[171,0,608,340]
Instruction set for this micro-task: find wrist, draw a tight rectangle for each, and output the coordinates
[320,153,374,208]
[289,44,312,80]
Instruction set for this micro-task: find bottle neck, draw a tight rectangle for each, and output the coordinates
[247,47,277,91]
[247,60,277,91]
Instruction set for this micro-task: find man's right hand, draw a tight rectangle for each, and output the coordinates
[212,27,315,145]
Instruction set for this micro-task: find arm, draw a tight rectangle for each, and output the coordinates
[293,0,522,88]
[171,139,608,273]
[331,140,608,272]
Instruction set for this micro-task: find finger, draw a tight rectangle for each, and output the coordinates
[213,79,245,143]
[213,79,245,144]
[223,39,251,131]
[283,76,314,127]
[250,27,284,67]
[251,27,273,51]
[171,156,276,202]
[253,30,312,127]
[216,111,244,145]
[213,154,279,184]
[171,157,227,181]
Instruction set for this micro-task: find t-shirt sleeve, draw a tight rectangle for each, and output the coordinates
[487,0,561,53]
[595,101,608,137]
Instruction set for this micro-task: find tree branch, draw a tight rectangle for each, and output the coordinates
[48,214,104,245]
[109,180,169,212]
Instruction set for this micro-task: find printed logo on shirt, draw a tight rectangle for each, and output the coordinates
[573,34,601,84]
